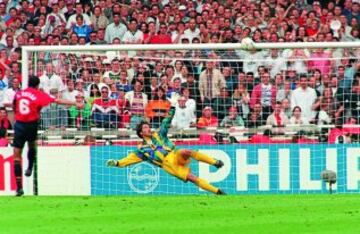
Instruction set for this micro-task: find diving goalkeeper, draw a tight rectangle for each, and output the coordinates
[106,106,226,195]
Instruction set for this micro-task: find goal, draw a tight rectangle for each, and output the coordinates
[17,41,360,195]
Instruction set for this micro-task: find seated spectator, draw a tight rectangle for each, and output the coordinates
[172,96,197,130]
[317,101,332,125]
[92,86,118,128]
[0,107,11,130]
[62,79,78,102]
[145,87,171,128]
[289,106,309,125]
[68,93,92,130]
[0,127,8,147]
[250,129,272,143]
[266,102,289,126]
[220,106,245,128]
[197,106,218,128]
[167,77,182,105]
[40,88,68,130]
[281,98,292,119]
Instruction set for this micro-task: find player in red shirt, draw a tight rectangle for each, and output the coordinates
[13,76,83,196]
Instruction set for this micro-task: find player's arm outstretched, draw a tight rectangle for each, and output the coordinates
[106,152,143,168]
[158,106,176,136]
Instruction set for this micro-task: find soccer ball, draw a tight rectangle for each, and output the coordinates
[241,37,255,50]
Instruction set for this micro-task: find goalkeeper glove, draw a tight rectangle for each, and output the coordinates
[106,159,118,167]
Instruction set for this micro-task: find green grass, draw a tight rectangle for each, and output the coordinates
[0,195,360,234]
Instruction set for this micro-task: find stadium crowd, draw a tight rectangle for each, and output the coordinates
[0,0,359,136]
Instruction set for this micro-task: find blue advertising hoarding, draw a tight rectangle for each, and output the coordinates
[90,144,360,195]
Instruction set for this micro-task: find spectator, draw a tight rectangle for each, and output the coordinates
[40,88,68,130]
[90,6,109,31]
[220,106,245,128]
[291,75,317,123]
[211,87,233,122]
[281,98,292,119]
[71,14,92,42]
[265,49,287,78]
[92,86,118,128]
[197,106,218,128]
[105,13,127,44]
[68,92,92,130]
[199,60,226,105]
[66,2,91,30]
[62,79,78,102]
[266,102,289,126]
[0,107,11,130]
[116,87,130,128]
[172,95,197,130]
[246,103,265,128]
[149,23,172,44]
[250,71,277,120]
[122,18,143,45]
[289,106,309,125]
[0,127,8,146]
[125,79,148,129]
[232,83,250,120]
[276,79,292,102]
[145,87,171,128]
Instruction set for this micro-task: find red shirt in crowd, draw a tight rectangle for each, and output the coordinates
[14,87,55,122]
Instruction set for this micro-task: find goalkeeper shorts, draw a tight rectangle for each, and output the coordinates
[162,150,191,181]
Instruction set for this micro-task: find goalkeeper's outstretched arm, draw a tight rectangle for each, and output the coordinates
[106,152,142,167]
[159,106,176,136]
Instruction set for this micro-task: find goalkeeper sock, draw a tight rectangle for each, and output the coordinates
[194,178,219,194]
[190,151,217,165]
[14,160,23,190]
[27,148,36,171]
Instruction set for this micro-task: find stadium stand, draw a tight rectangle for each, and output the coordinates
[0,0,359,145]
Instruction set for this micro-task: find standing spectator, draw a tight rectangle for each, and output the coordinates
[71,14,92,42]
[149,23,172,44]
[308,48,332,76]
[199,60,226,105]
[68,92,92,130]
[183,18,200,42]
[250,71,277,120]
[90,6,109,31]
[172,95,197,130]
[116,87,130,128]
[265,49,287,78]
[66,2,91,30]
[197,106,218,128]
[1,77,20,125]
[291,75,317,123]
[40,88,68,130]
[103,58,121,81]
[276,79,293,102]
[105,13,127,44]
[122,18,144,44]
[125,79,148,129]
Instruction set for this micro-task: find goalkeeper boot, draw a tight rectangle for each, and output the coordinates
[216,189,226,195]
[214,160,224,169]
[25,167,33,177]
[16,188,24,197]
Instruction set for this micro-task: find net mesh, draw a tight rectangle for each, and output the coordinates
[12,45,360,194]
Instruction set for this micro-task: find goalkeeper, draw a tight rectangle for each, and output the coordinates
[107,106,226,195]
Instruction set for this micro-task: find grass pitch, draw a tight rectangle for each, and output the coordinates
[1,195,360,234]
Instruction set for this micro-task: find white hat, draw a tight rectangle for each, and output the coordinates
[84,57,93,62]
[102,59,110,64]
[179,5,186,11]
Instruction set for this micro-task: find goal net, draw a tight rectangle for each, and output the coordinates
[18,42,360,195]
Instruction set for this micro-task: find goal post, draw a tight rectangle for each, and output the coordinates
[18,41,360,195]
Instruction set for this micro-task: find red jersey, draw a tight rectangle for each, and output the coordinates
[14,87,55,122]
